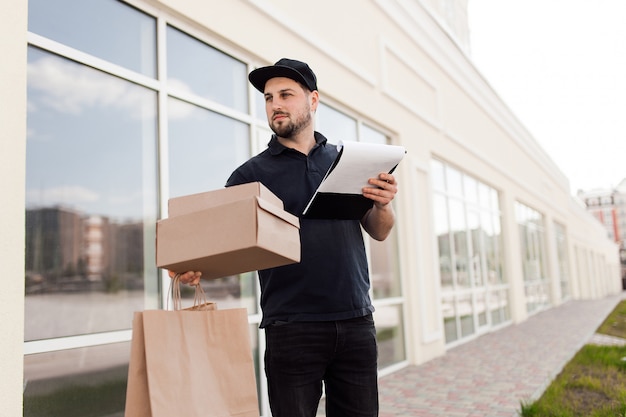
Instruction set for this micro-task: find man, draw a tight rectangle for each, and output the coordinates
[173,58,398,417]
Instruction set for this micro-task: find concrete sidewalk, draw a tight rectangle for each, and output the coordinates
[377,293,625,417]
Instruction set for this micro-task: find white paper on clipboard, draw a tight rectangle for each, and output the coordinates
[302,140,406,219]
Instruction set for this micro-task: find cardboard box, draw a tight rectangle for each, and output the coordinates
[156,183,300,280]
[168,182,284,217]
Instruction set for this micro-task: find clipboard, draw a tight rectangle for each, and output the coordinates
[302,140,406,220]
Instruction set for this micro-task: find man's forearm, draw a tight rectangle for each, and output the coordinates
[362,203,395,241]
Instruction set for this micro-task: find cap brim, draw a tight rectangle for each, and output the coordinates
[249,65,310,93]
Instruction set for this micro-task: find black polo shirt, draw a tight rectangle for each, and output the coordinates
[225,132,374,327]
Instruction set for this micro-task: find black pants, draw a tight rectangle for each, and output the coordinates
[264,315,379,417]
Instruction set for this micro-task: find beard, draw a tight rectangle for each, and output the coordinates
[269,104,313,139]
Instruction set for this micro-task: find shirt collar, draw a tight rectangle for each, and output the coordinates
[268,132,328,156]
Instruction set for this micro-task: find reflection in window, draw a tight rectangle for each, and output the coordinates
[458,294,474,337]
[434,194,453,289]
[463,176,478,204]
[475,290,487,326]
[489,289,510,325]
[430,159,508,344]
[374,305,406,368]
[431,158,446,191]
[253,87,266,122]
[370,228,402,299]
[316,103,358,143]
[554,222,571,299]
[25,47,157,340]
[468,210,483,287]
[516,202,551,313]
[28,0,156,77]
[482,211,504,284]
[445,164,463,197]
[167,26,247,112]
[176,272,258,315]
[167,97,250,197]
[23,342,130,416]
[449,199,470,288]
[442,294,457,343]
[25,9,261,415]
[361,124,387,144]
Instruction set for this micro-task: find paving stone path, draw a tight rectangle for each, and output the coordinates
[373,294,625,417]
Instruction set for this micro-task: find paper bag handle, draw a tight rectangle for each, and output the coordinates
[168,274,215,311]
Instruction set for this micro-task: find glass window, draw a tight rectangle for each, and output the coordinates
[554,222,570,300]
[25,47,157,340]
[442,295,457,343]
[458,294,474,337]
[434,194,453,290]
[361,124,387,145]
[176,273,258,315]
[490,188,500,212]
[467,210,483,287]
[516,202,550,313]
[26,9,265,415]
[253,88,266,122]
[374,305,406,368]
[478,183,491,208]
[23,342,131,416]
[475,290,487,326]
[167,97,250,197]
[431,159,508,344]
[167,26,248,112]
[482,211,503,284]
[463,176,478,204]
[449,199,470,288]
[28,0,156,77]
[430,158,446,192]
[489,289,510,325]
[316,103,357,143]
[370,228,402,299]
[445,164,463,197]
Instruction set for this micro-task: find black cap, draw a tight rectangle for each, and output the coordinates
[248,58,318,93]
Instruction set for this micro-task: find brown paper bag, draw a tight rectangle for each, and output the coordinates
[125,281,259,417]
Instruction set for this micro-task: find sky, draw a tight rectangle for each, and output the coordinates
[467,0,626,194]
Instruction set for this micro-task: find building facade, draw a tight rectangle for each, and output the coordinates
[577,178,626,287]
[1,1,621,416]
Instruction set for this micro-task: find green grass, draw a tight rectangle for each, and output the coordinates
[598,301,626,339]
[520,300,626,417]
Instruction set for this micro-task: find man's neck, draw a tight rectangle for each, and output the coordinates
[277,129,316,155]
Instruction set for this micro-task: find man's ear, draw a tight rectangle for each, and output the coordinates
[310,90,319,111]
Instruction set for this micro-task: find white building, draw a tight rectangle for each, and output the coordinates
[577,178,626,286]
[1,1,621,415]
[578,179,626,244]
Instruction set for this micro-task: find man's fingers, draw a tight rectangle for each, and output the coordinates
[168,270,202,285]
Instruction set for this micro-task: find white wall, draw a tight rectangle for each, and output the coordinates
[0,1,27,415]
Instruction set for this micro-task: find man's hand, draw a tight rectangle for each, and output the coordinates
[168,270,202,286]
[362,172,397,208]
[361,172,398,241]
